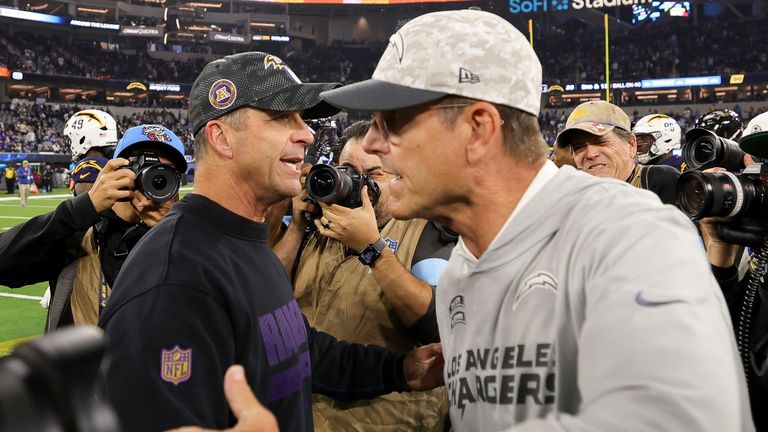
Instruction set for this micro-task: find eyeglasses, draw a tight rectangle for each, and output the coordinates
[374,103,472,140]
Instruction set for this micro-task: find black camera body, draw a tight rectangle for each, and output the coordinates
[125,151,180,202]
[306,164,381,209]
[0,326,120,431]
[682,128,745,171]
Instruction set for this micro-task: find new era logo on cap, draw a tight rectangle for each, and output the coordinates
[459,68,480,84]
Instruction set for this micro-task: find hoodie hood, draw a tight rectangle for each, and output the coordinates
[456,166,635,274]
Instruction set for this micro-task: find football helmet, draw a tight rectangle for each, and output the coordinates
[63,110,118,160]
[694,109,743,140]
[632,114,682,164]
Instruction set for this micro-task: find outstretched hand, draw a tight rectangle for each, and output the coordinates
[403,343,445,391]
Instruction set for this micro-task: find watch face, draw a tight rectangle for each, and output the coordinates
[361,251,376,262]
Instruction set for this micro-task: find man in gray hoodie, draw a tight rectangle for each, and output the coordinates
[320,8,754,432]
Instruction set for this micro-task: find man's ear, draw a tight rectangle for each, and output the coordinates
[465,102,504,165]
[205,120,234,159]
[627,133,638,159]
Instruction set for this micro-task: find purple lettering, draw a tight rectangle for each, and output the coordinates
[258,314,288,366]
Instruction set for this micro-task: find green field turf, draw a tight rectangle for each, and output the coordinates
[0,186,193,356]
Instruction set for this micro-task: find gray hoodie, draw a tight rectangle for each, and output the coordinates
[437,164,754,432]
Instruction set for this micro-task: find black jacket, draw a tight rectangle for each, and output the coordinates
[713,264,768,430]
[100,194,410,432]
[0,193,146,329]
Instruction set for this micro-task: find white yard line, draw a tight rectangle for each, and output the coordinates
[0,292,43,301]
[0,216,31,219]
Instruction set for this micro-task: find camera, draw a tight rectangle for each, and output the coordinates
[677,164,768,220]
[306,164,381,209]
[0,326,120,431]
[682,128,745,171]
[125,151,180,202]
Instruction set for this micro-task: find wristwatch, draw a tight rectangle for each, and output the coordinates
[358,238,387,267]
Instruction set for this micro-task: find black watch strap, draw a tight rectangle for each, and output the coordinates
[358,238,387,266]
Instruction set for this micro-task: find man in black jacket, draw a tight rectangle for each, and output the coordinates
[0,124,187,331]
[99,52,444,432]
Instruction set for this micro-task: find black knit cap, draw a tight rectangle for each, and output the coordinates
[189,51,341,135]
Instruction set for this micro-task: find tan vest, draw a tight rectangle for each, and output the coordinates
[70,228,110,325]
[294,218,448,432]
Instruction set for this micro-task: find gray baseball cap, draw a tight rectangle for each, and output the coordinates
[321,10,542,115]
[189,52,341,135]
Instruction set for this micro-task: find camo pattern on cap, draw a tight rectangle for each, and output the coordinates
[371,10,542,116]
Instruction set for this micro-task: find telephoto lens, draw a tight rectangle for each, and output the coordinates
[306,164,355,205]
[305,164,381,208]
[676,168,768,219]
[683,128,745,171]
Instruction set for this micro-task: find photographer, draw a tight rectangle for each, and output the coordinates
[277,120,453,431]
[0,124,186,330]
[556,100,680,205]
[693,112,768,431]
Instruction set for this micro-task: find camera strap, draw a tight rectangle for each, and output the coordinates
[99,271,109,316]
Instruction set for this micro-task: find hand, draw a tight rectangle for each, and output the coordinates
[166,365,279,432]
[314,185,380,251]
[87,158,135,213]
[403,343,445,391]
[131,190,178,228]
[289,188,318,232]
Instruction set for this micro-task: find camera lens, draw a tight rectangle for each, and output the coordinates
[675,170,768,219]
[683,128,745,171]
[678,173,709,217]
[306,165,354,205]
[309,169,337,198]
[152,174,168,191]
[691,137,716,167]
[136,164,179,202]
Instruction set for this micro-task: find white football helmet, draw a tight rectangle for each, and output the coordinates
[63,110,118,159]
[632,114,682,164]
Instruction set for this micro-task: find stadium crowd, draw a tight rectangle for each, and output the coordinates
[0,100,191,154]
[2,14,768,86]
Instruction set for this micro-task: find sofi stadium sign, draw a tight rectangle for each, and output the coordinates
[509,0,651,14]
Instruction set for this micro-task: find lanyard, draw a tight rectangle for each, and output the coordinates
[99,270,109,316]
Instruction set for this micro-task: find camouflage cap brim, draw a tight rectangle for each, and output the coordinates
[556,123,617,148]
[321,79,448,112]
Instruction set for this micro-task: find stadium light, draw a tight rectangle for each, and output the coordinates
[188,2,222,7]
[76,7,108,14]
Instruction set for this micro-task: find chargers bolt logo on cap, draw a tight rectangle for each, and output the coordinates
[209,79,237,110]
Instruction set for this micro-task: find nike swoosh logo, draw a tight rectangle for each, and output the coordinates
[635,291,686,307]
[79,173,90,179]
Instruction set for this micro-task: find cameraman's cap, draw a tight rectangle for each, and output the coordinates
[115,125,188,172]
[556,101,631,148]
[320,9,542,115]
[189,52,341,135]
[72,156,108,184]
[740,112,768,158]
